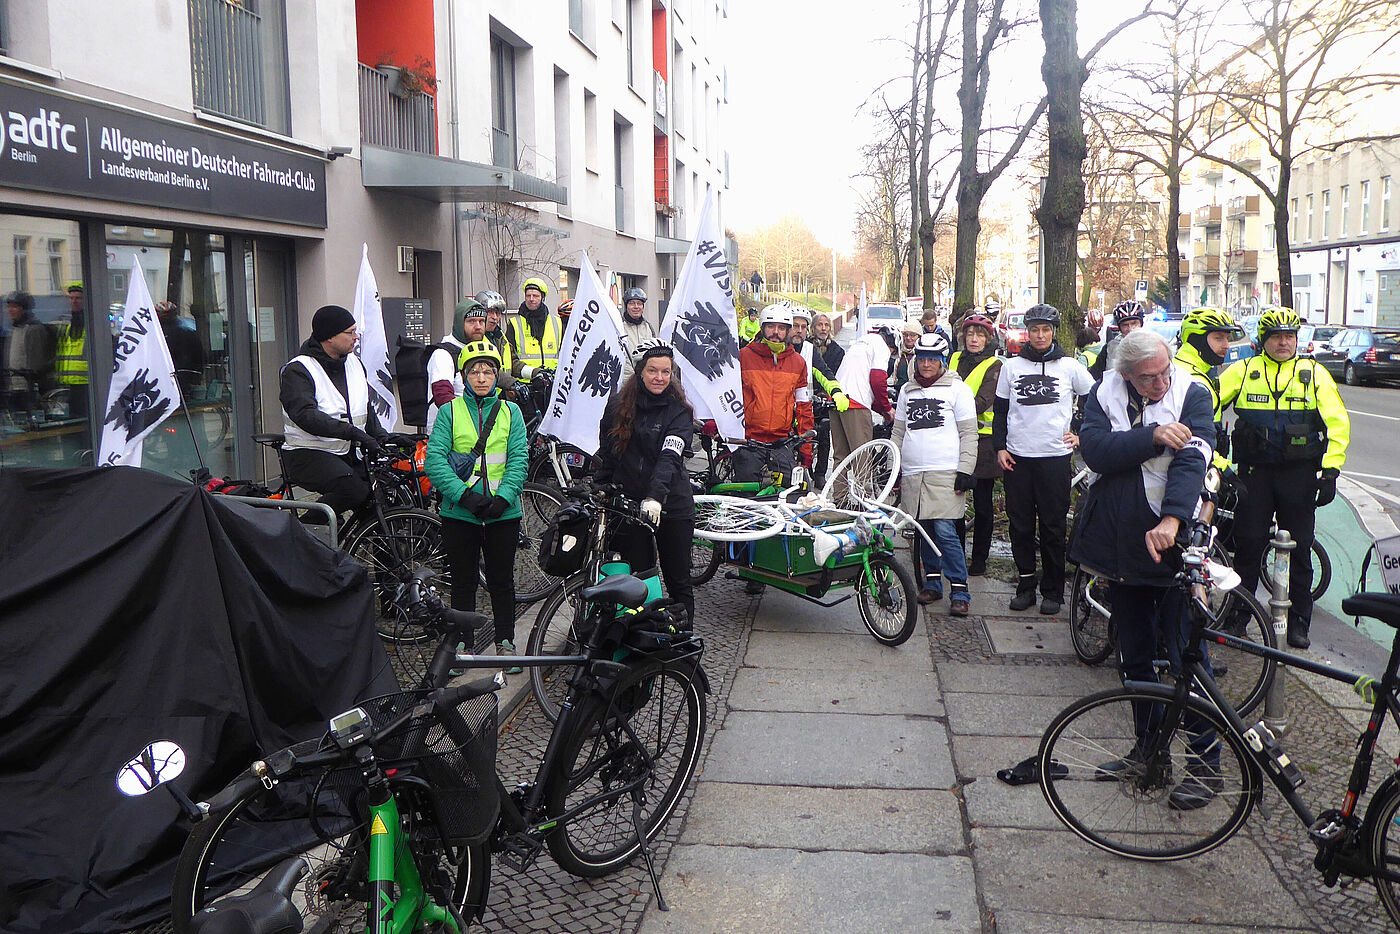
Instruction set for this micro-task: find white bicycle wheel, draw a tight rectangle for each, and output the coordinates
[822,438,900,510]
[692,494,789,542]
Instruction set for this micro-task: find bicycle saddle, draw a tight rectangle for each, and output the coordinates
[1342,593,1400,630]
[189,856,305,934]
[582,574,650,609]
[252,433,286,448]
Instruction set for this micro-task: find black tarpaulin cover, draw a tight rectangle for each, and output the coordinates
[0,466,397,933]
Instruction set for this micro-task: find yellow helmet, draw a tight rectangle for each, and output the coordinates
[522,277,550,298]
[1256,306,1303,345]
[457,340,502,373]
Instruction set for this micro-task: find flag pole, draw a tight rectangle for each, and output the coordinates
[173,375,208,482]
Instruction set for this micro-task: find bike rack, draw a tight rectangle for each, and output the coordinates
[216,494,339,548]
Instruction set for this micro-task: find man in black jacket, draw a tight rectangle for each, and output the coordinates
[279,304,389,515]
[1070,328,1221,810]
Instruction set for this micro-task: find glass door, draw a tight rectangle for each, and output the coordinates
[245,238,294,482]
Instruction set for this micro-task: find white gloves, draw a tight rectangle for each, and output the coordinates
[641,498,662,525]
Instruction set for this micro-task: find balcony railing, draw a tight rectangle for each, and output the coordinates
[1179,258,1190,277]
[190,0,270,128]
[358,65,437,155]
[492,128,514,169]
[1234,249,1259,272]
[1227,195,1260,218]
[1193,204,1222,227]
[1230,140,1263,166]
[616,185,626,232]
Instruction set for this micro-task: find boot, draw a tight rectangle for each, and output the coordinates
[1287,624,1310,650]
[1009,575,1037,611]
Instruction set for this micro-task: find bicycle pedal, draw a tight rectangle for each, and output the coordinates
[497,833,543,872]
[1308,810,1347,844]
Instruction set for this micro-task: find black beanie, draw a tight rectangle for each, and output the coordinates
[312,304,356,341]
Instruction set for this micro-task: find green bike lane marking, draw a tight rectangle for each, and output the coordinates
[1316,496,1389,648]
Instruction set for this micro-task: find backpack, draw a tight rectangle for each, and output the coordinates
[397,334,461,429]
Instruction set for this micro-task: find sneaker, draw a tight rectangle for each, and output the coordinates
[1009,589,1037,611]
[1039,597,1063,615]
[918,588,943,605]
[497,640,523,675]
[950,599,970,617]
[1095,749,1172,787]
[1168,767,1223,811]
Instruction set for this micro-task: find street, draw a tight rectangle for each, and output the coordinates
[1338,384,1400,525]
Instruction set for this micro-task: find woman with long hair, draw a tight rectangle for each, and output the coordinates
[594,338,696,621]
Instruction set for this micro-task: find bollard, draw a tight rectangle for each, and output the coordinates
[1263,529,1294,736]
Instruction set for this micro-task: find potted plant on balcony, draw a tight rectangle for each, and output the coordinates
[376,55,437,100]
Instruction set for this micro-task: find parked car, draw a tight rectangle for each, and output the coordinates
[1298,324,1342,358]
[996,310,1027,355]
[1312,327,1400,385]
[865,302,904,329]
[1144,318,1183,351]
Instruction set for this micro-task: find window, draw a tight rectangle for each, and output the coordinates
[1264,222,1275,246]
[554,70,571,216]
[583,90,598,173]
[1306,194,1314,241]
[490,35,516,169]
[1290,198,1298,241]
[1384,176,1392,231]
[1362,180,1372,232]
[625,0,636,87]
[674,157,686,236]
[1322,190,1330,239]
[1341,185,1350,236]
[672,44,684,137]
[12,235,28,291]
[47,238,65,291]
[614,118,632,232]
[569,0,585,37]
[188,0,290,133]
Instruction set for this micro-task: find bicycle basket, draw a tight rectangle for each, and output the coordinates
[326,689,499,844]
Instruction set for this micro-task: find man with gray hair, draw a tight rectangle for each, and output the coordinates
[1070,328,1223,809]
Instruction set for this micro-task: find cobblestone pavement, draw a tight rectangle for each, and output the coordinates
[925,582,1400,934]
[476,576,757,933]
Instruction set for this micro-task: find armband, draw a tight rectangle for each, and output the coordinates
[661,435,686,457]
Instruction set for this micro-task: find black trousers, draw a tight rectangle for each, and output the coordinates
[441,516,519,642]
[955,477,996,568]
[609,514,696,622]
[732,445,794,486]
[283,447,370,514]
[1002,453,1071,600]
[1233,461,1319,634]
[813,416,833,484]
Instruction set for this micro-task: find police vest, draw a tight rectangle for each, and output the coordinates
[55,324,88,386]
[281,354,369,455]
[511,315,561,368]
[449,394,513,493]
[1230,356,1326,465]
[950,351,997,435]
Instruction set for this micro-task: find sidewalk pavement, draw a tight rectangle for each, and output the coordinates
[636,570,1397,934]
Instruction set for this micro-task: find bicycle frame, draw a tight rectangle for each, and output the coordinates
[366,790,460,934]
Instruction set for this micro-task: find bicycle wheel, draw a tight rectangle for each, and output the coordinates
[1260,537,1331,603]
[342,507,447,644]
[495,481,564,603]
[526,579,588,724]
[1038,686,1256,861]
[822,438,899,511]
[170,771,490,933]
[1069,566,1115,666]
[1201,586,1276,718]
[692,494,788,541]
[689,538,723,586]
[544,659,706,877]
[1365,777,1400,926]
[856,554,917,646]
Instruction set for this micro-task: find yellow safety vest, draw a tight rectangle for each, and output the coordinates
[510,315,561,368]
[1219,355,1351,470]
[55,324,88,385]
[450,394,513,494]
[950,351,998,436]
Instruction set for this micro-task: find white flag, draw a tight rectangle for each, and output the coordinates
[538,252,630,455]
[99,258,182,467]
[856,282,868,337]
[352,244,400,430]
[658,190,744,439]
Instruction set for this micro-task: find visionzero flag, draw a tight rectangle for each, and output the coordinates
[99,257,182,467]
[352,243,400,429]
[538,252,629,455]
[658,190,743,439]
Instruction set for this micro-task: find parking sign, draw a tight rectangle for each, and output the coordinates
[1134,279,1149,301]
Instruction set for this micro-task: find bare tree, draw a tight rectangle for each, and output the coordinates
[1189,0,1400,304]
[469,201,569,298]
[855,132,912,297]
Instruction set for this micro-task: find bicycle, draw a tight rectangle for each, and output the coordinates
[148,564,706,930]
[1035,470,1400,926]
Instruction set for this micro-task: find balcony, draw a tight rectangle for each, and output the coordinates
[1227,195,1260,218]
[358,65,437,155]
[1177,213,1191,231]
[1230,140,1263,167]
[1198,255,1220,274]
[1233,249,1259,272]
[1179,258,1190,277]
[654,70,668,133]
[1193,204,1222,227]
[189,0,288,132]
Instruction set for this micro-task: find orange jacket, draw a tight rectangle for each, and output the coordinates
[739,341,814,442]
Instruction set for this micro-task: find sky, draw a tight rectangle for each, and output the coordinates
[723,0,1160,254]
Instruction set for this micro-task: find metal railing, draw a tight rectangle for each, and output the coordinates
[189,0,269,127]
[616,185,626,231]
[358,65,437,155]
[492,127,514,168]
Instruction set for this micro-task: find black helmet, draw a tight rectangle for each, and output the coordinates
[1111,300,1146,328]
[622,287,647,304]
[1024,304,1061,327]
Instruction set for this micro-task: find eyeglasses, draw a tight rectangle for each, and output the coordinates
[1130,366,1172,386]
[466,365,497,377]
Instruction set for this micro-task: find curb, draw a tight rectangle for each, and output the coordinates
[1339,476,1400,541]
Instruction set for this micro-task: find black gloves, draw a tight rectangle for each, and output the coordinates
[954,472,974,493]
[461,491,493,517]
[385,432,417,449]
[1316,467,1339,508]
[485,495,511,519]
[348,427,381,456]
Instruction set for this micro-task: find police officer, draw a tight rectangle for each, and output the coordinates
[620,286,656,351]
[1173,307,1243,471]
[508,277,561,380]
[279,304,389,515]
[54,282,89,420]
[1219,306,1350,649]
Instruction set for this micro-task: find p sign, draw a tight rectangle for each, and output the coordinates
[1377,534,1400,595]
[1134,279,1149,301]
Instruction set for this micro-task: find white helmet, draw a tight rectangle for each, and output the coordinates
[914,331,951,360]
[760,303,793,327]
[791,306,812,323]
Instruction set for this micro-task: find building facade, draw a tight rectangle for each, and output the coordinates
[0,0,729,481]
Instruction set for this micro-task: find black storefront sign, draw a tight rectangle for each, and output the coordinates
[0,79,326,227]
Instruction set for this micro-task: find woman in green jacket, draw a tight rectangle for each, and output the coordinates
[424,340,528,660]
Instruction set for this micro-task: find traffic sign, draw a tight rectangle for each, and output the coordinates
[1134,279,1149,301]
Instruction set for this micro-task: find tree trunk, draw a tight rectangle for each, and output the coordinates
[953,0,985,320]
[1273,187,1291,308]
[1037,0,1086,345]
